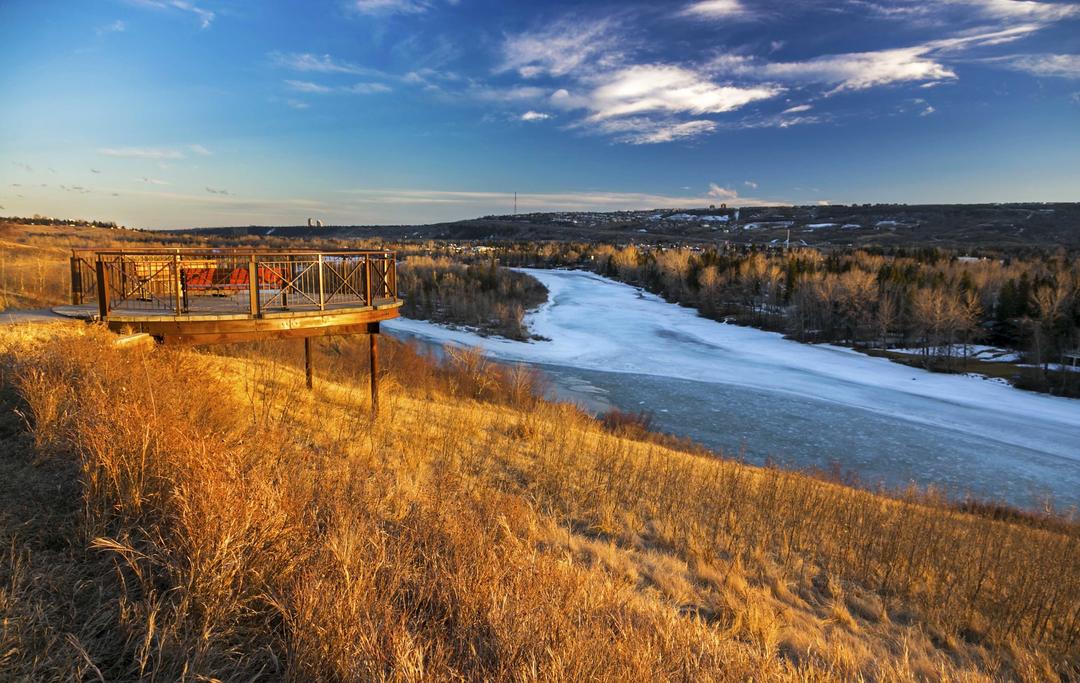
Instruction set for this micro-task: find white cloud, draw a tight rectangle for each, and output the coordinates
[587,118,719,144]
[782,103,812,113]
[707,183,739,200]
[343,82,393,94]
[755,48,956,94]
[520,111,551,121]
[269,52,386,78]
[286,99,310,110]
[588,64,782,119]
[744,179,758,189]
[470,85,548,103]
[855,0,1079,24]
[188,144,212,156]
[710,26,1046,95]
[132,0,214,29]
[99,147,186,159]
[286,79,334,94]
[951,0,1079,22]
[352,0,430,14]
[499,18,622,79]
[285,79,391,95]
[98,19,127,35]
[137,176,170,185]
[995,54,1080,78]
[920,104,937,115]
[680,0,754,19]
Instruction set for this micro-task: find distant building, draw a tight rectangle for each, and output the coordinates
[307,217,314,227]
[316,219,323,228]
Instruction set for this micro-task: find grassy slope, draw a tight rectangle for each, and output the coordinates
[0,323,1076,681]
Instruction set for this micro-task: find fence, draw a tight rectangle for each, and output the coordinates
[71,248,398,318]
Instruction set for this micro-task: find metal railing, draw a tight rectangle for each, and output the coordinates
[71,248,398,318]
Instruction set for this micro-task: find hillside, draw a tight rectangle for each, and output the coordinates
[174,202,1080,249]
[1,322,1077,681]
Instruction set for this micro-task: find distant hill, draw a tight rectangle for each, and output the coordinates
[173,202,1080,248]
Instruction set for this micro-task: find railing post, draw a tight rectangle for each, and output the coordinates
[317,254,325,310]
[364,255,372,307]
[369,324,379,418]
[70,256,82,305]
[95,258,109,320]
[173,252,184,314]
[388,253,396,300]
[282,255,290,309]
[248,254,260,317]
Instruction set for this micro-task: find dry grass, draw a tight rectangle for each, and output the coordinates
[0,322,1076,681]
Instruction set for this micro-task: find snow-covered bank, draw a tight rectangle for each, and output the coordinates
[385,269,1080,471]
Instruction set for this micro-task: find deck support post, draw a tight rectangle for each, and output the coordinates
[304,337,314,390]
[70,256,83,305]
[95,258,109,320]
[369,323,379,418]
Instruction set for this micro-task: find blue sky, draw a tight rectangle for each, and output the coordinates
[1,0,1078,228]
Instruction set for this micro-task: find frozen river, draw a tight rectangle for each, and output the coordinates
[385,269,1080,511]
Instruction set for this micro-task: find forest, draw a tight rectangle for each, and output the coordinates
[397,255,548,340]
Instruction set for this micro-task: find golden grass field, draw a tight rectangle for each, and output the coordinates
[0,223,1077,681]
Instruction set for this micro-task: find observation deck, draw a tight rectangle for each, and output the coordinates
[61,248,402,345]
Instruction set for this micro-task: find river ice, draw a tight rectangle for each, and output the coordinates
[384,269,1080,510]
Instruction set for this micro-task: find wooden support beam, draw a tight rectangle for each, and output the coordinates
[70,257,82,305]
[369,323,379,418]
[95,259,109,320]
[304,337,314,390]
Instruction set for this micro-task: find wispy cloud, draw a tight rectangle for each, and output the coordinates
[680,0,755,19]
[188,143,212,156]
[712,49,956,95]
[782,104,812,114]
[97,19,127,35]
[285,79,391,95]
[588,118,719,144]
[286,79,334,94]
[206,186,229,195]
[499,17,623,79]
[588,64,782,119]
[351,0,431,14]
[945,0,1079,22]
[343,82,392,94]
[100,147,186,159]
[520,111,551,121]
[269,52,387,78]
[137,176,171,185]
[991,54,1080,78]
[131,0,215,29]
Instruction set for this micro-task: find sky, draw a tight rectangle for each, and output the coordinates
[0,0,1078,228]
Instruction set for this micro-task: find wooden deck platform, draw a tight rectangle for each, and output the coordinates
[55,298,402,345]
[68,247,403,345]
